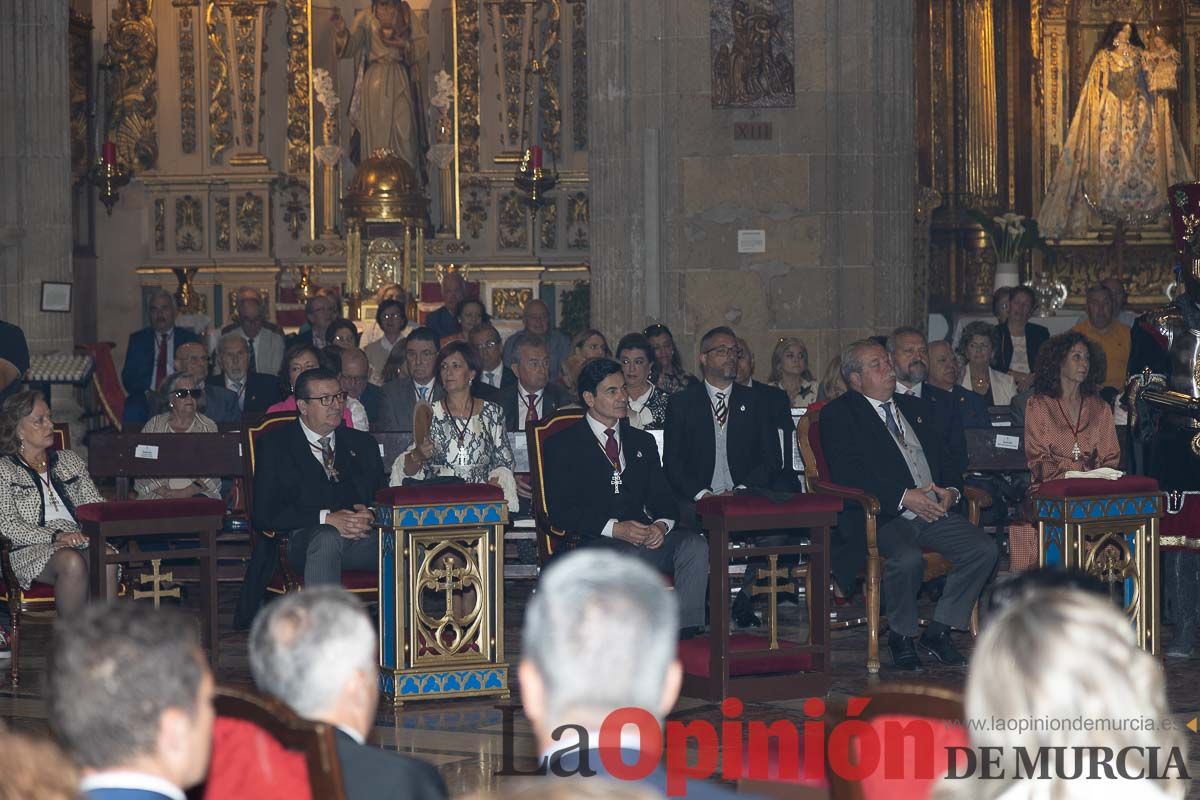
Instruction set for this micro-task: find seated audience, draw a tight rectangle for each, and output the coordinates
[499,336,569,432]
[358,283,404,349]
[426,272,468,340]
[936,589,1187,800]
[1102,275,1139,327]
[136,372,221,500]
[48,603,214,800]
[249,588,448,800]
[0,723,79,800]
[767,336,818,407]
[520,550,729,796]
[1070,283,1130,396]
[819,339,997,670]
[326,318,360,350]
[266,343,354,427]
[559,328,611,392]
[617,333,669,430]
[340,348,383,429]
[990,286,1012,328]
[393,342,518,511]
[0,390,117,624]
[503,300,571,381]
[889,327,968,478]
[288,291,339,350]
[1006,332,1118,573]
[121,289,200,423]
[380,345,407,384]
[992,285,1049,392]
[377,327,443,431]
[247,368,383,597]
[644,323,697,395]
[470,323,512,401]
[211,334,283,418]
[222,287,285,375]
[171,340,239,423]
[0,318,29,404]
[736,337,797,490]
[440,298,489,346]
[927,339,989,428]
[957,320,1016,406]
[816,353,847,402]
[363,297,408,385]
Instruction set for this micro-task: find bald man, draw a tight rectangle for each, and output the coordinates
[501,299,571,380]
[425,273,467,340]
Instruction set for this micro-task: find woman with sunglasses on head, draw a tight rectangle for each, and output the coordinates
[134,372,221,499]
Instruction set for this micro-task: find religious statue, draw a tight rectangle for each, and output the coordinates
[1038,22,1193,239]
[331,0,429,184]
[711,0,795,108]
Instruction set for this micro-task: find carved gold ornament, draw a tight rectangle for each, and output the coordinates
[457,0,481,172]
[106,0,159,171]
[492,288,532,320]
[285,0,310,175]
[1191,431,1200,456]
[207,4,233,161]
[177,2,198,154]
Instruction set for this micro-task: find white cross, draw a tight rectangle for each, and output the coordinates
[610,469,622,495]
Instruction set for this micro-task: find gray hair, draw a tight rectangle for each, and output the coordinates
[522,551,678,730]
[160,370,206,411]
[838,339,881,383]
[885,326,925,354]
[218,333,248,355]
[147,288,175,308]
[513,335,548,362]
[248,587,376,718]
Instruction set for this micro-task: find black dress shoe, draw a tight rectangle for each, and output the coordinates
[917,628,968,666]
[888,633,921,671]
[731,591,761,628]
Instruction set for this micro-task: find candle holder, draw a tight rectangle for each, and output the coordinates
[514,147,557,210]
[87,156,132,216]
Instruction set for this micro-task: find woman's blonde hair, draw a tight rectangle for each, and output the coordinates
[819,354,846,402]
[0,725,78,800]
[941,589,1187,800]
[768,337,814,383]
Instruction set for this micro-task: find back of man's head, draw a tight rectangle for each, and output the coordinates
[49,604,211,781]
[249,587,376,721]
[521,551,679,735]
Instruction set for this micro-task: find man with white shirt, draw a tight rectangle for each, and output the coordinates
[888,326,968,478]
[818,340,997,670]
[376,327,444,431]
[121,289,200,423]
[542,359,707,636]
[497,337,568,431]
[48,603,214,800]
[209,334,283,417]
[249,588,447,800]
[223,288,285,376]
[469,323,514,401]
[520,550,736,798]
[236,369,384,624]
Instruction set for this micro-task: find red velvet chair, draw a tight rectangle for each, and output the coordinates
[81,342,125,430]
[241,413,378,601]
[797,406,985,674]
[527,410,586,567]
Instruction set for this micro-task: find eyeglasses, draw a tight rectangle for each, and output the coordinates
[474,341,499,351]
[300,392,348,407]
[341,374,368,384]
[171,388,203,399]
[380,312,405,321]
[702,346,742,358]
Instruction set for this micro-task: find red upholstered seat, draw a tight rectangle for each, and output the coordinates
[0,580,54,601]
[375,483,504,505]
[203,716,312,800]
[76,497,226,523]
[696,493,843,517]
[1038,475,1159,498]
[678,634,814,677]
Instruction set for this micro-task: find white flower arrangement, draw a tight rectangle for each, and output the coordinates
[969,208,1051,266]
[430,70,454,110]
[312,68,339,114]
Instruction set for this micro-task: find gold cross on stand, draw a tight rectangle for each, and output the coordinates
[430,556,471,623]
[747,554,794,650]
[133,559,182,608]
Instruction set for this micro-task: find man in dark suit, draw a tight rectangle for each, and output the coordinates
[250,588,447,800]
[338,347,384,427]
[376,327,444,431]
[521,550,735,798]
[250,369,384,590]
[287,291,339,350]
[735,337,799,491]
[49,604,214,800]
[927,339,990,428]
[888,327,968,477]
[425,272,466,340]
[819,340,997,670]
[543,359,708,634]
[211,334,283,418]
[171,340,240,423]
[121,289,200,423]
[497,336,569,431]
[469,323,515,401]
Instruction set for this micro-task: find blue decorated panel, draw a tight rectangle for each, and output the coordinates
[1043,524,1064,566]
[383,503,507,529]
[380,530,397,669]
[379,667,509,698]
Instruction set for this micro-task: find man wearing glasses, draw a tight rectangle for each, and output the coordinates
[377,327,444,431]
[469,323,514,402]
[237,368,385,624]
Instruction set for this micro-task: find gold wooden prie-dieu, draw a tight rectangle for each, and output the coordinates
[374,488,510,705]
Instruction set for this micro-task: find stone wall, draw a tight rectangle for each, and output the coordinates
[589,0,915,382]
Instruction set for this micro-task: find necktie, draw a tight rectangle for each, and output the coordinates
[525,392,539,428]
[246,337,257,374]
[484,372,495,387]
[603,428,620,464]
[881,401,906,445]
[154,333,169,389]
[714,391,728,427]
[229,379,245,410]
[318,435,336,479]
[417,386,429,401]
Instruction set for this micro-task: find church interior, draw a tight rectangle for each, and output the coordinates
[2,0,1200,797]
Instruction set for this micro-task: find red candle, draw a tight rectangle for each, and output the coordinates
[102,141,117,165]
[530,145,542,169]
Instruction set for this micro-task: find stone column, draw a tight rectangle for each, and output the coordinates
[0,0,74,355]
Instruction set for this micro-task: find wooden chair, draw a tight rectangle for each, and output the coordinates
[796,406,985,673]
[241,413,378,601]
[825,683,967,800]
[204,684,346,800]
[527,409,586,567]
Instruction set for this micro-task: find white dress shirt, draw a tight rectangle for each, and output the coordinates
[695,381,742,500]
[895,381,923,398]
[80,772,185,800]
[336,724,365,745]
[300,418,336,524]
[224,373,247,409]
[584,412,674,538]
[413,379,436,402]
[515,383,543,431]
[480,364,506,388]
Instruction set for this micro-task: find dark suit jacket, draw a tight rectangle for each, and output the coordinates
[335,729,447,800]
[120,326,200,422]
[497,381,569,431]
[358,382,385,428]
[376,377,446,431]
[663,381,780,500]
[472,366,517,403]
[751,379,800,490]
[203,384,240,423]
[207,371,284,418]
[425,306,459,340]
[992,322,1050,372]
[920,383,969,478]
[543,417,675,539]
[819,390,963,527]
[941,383,991,428]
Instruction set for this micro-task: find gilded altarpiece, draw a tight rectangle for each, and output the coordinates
[918,0,1200,312]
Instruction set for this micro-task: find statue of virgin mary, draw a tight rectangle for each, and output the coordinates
[1038,21,1193,239]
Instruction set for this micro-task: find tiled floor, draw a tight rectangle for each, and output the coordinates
[2,581,1198,797]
